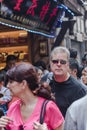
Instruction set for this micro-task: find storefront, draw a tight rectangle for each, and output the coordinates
[0,0,67,67]
[0,30,31,69]
[0,0,85,67]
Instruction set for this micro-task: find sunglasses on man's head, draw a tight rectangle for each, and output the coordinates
[51,59,67,65]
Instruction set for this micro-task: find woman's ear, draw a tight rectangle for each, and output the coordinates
[21,80,27,89]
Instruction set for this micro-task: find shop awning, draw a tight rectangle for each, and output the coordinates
[0,0,67,38]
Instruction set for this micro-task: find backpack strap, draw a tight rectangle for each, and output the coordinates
[40,100,49,124]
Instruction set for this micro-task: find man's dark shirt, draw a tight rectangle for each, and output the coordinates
[50,76,86,117]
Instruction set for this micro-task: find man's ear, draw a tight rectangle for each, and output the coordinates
[73,69,77,74]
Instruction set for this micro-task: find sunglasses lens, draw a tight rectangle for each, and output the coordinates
[60,60,67,64]
[52,60,58,64]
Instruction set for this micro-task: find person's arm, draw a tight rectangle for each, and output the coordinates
[54,123,64,130]
[1,89,12,103]
[0,89,12,105]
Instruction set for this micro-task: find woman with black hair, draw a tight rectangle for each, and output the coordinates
[0,62,64,130]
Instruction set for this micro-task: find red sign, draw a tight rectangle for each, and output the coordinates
[0,0,65,37]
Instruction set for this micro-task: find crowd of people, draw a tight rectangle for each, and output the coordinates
[0,46,86,130]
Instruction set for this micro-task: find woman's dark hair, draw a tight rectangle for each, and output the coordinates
[34,60,46,70]
[6,62,54,100]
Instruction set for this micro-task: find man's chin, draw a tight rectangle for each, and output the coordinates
[55,73,63,76]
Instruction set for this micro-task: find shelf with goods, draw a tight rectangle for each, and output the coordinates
[0,45,29,69]
[0,45,29,70]
[0,30,30,70]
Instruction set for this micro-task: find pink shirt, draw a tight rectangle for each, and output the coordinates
[6,97,64,130]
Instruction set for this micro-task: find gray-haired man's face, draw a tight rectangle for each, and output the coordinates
[50,52,69,77]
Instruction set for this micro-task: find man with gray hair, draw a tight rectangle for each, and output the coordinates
[49,46,86,117]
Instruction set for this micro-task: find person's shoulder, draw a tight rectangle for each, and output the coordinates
[65,97,87,127]
[70,76,86,88]
[46,100,64,122]
[46,100,60,111]
[8,99,21,110]
[39,98,57,109]
[69,77,86,96]
[38,98,60,114]
[66,95,87,120]
[69,76,80,83]
[7,99,21,116]
[1,86,9,91]
[69,95,87,112]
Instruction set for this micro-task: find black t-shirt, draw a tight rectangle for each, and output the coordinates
[50,76,86,117]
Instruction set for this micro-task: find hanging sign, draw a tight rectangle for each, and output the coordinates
[0,0,65,37]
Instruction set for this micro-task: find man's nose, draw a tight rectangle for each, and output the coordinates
[57,61,61,65]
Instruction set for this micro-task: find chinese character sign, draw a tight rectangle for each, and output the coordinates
[0,0,65,37]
